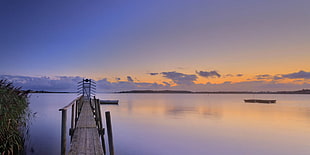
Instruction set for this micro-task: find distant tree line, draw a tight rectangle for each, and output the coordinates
[118,89,310,94]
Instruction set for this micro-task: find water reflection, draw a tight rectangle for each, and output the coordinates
[98,93,310,155]
[27,93,310,155]
[165,106,196,118]
[199,106,223,120]
[27,93,76,155]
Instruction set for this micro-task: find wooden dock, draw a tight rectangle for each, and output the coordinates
[69,98,104,155]
[59,79,114,155]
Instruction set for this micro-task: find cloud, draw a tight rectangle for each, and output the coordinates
[0,75,83,91]
[97,79,170,91]
[181,80,310,92]
[0,74,171,92]
[97,78,115,90]
[163,81,171,87]
[148,73,159,76]
[273,75,283,80]
[281,70,310,79]
[223,74,243,78]
[261,71,310,80]
[255,74,273,80]
[2,70,310,92]
[161,71,197,85]
[127,76,134,82]
[196,70,221,78]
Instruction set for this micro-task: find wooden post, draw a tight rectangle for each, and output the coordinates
[89,79,91,99]
[97,99,103,130]
[94,98,99,126]
[94,96,97,111]
[70,104,75,140]
[71,104,75,129]
[82,79,85,97]
[77,99,80,116]
[96,99,106,154]
[105,111,114,155]
[78,98,83,115]
[75,100,78,126]
[60,109,67,155]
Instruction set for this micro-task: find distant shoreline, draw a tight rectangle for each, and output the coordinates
[118,89,310,94]
[28,90,76,93]
[26,89,310,94]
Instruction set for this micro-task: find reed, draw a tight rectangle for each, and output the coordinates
[0,79,30,154]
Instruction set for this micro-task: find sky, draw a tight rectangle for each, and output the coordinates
[1,0,310,92]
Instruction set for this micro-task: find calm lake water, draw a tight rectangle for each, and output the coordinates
[27,93,310,155]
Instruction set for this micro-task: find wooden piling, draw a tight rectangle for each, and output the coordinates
[69,104,75,140]
[60,109,67,155]
[71,104,75,130]
[106,111,114,155]
[96,99,103,130]
[59,96,83,155]
[96,99,106,154]
[75,100,78,126]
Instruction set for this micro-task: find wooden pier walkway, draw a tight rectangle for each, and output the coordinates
[59,79,114,155]
[69,98,104,155]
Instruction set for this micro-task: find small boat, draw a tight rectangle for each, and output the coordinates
[244,99,276,104]
[100,100,119,105]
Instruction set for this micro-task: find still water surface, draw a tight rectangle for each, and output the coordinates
[28,93,310,155]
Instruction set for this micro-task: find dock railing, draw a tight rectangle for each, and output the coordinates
[59,78,115,155]
[59,95,115,155]
[58,95,83,155]
[91,96,106,154]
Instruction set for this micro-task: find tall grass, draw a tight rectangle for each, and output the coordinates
[0,80,30,154]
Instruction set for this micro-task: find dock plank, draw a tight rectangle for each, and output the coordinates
[69,99,104,155]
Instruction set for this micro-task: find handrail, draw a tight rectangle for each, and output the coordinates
[59,95,83,111]
[59,95,83,155]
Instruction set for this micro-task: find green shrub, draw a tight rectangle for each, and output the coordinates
[0,80,30,154]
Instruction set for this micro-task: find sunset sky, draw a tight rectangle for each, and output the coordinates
[1,0,310,91]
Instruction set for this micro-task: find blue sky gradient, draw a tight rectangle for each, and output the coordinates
[1,0,310,91]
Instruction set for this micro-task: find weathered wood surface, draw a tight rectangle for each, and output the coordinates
[69,99,104,155]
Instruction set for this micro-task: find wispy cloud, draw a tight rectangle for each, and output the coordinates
[148,73,159,76]
[176,81,310,92]
[281,70,310,79]
[253,71,310,81]
[127,76,134,82]
[223,74,243,78]
[196,70,221,78]
[97,78,169,91]
[161,71,197,85]
[163,81,171,87]
[0,75,83,91]
[1,70,310,92]
[0,75,171,92]
[255,74,273,80]
[225,74,234,77]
